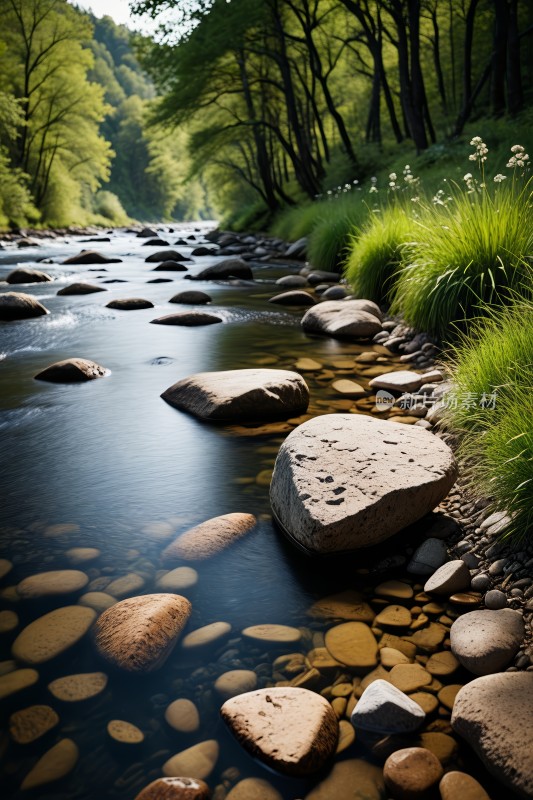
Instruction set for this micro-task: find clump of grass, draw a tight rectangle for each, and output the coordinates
[270,202,325,241]
[445,301,533,539]
[308,195,368,272]
[344,203,416,302]
[392,176,533,337]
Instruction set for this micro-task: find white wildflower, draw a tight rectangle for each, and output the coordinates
[493,174,506,183]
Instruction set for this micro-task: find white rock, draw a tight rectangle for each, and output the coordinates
[351,679,425,734]
[424,560,471,595]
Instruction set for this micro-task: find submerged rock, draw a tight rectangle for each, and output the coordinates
[17,569,89,597]
[269,413,457,554]
[106,298,154,310]
[301,300,382,339]
[192,258,253,280]
[0,291,49,320]
[152,260,189,272]
[150,312,222,326]
[161,368,309,422]
[269,290,315,306]
[163,513,256,562]
[93,593,191,672]
[169,290,212,305]
[34,358,109,382]
[304,759,385,800]
[6,267,52,284]
[145,250,189,263]
[220,687,338,776]
[63,250,121,264]
[57,283,107,295]
[21,739,79,790]
[162,740,219,780]
[12,606,96,665]
[450,608,524,675]
[9,705,59,744]
[452,672,533,798]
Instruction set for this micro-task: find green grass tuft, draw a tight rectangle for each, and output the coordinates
[444,301,533,539]
[307,195,368,272]
[344,203,415,302]
[391,179,533,337]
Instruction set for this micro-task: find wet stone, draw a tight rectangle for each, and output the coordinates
[308,590,375,623]
[336,719,356,753]
[383,746,443,799]
[183,622,231,649]
[78,591,117,613]
[0,668,39,699]
[425,650,459,676]
[404,622,447,652]
[135,777,211,800]
[409,691,438,714]
[105,573,145,598]
[165,698,200,733]
[162,740,219,781]
[107,719,144,744]
[48,672,108,702]
[374,605,411,628]
[21,738,79,791]
[0,558,13,580]
[9,705,60,744]
[17,569,89,598]
[380,647,411,668]
[214,669,258,699]
[226,777,282,800]
[242,624,301,644]
[375,580,414,601]
[304,759,385,800]
[0,610,19,632]
[325,622,378,669]
[438,684,463,710]
[65,547,100,564]
[12,606,96,664]
[439,771,491,800]
[388,663,432,693]
[417,731,458,764]
[163,513,256,562]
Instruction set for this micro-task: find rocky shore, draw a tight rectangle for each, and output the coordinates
[0,223,531,800]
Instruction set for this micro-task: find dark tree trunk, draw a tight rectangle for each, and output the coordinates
[506,0,523,114]
[454,0,480,135]
[430,7,447,112]
[491,0,508,116]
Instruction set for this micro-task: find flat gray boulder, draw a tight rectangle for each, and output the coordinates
[193,258,253,280]
[452,672,533,798]
[35,358,109,382]
[0,292,49,320]
[450,609,524,675]
[6,267,52,284]
[351,679,425,734]
[150,312,222,326]
[269,290,315,307]
[161,368,309,422]
[301,300,382,339]
[63,250,121,265]
[269,414,457,554]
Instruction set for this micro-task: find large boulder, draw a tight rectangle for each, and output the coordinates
[451,672,533,798]
[145,250,189,263]
[57,283,106,295]
[150,312,222,326]
[269,413,457,554]
[6,267,52,284]
[93,594,191,673]
[161,368,309,422]
[301,300,382,339]
[63,250,121,264]
[450,609,524,675]
[0,291,49,320]
[34,358,109,382]
[220,687,338,777]
[192,258,253,280]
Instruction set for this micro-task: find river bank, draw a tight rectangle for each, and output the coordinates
[0,223,531,800]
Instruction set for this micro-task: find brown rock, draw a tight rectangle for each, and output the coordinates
[12,606,96,664]
[17,569,89,597]
[163,740,219,780]
[150,312,222,326]
[221,687,338,776]
[9,705,59,744]
[162,513,256,562]
[135,777,210,800]
[6,268,52,284]
[106,298,154,310]
[388,663,432,693]
[304,759,384,799]
[107,719,144,744]
[93,594,191,672]
[439,771,491,800]
[383,747,443,799]
[48,672,108,702]
[57,282,107,295]
[63,250,121,264]
[34,359,108,382]
[0,669,39,699]
[0,291,49,320]
[226,777,283,800]
[450,609,524,675]
[308,590,375,623]
[374,605,412,628]
[325,622,378,669]
[21,738,79,790]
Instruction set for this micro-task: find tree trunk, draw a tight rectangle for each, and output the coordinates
[491,0,508,116]
[506,0,523,114]
[454,0,480,135]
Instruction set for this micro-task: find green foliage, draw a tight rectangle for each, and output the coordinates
[308,195,368,272]
[344,204,415,302]
[92,190,130,225]
[392,176,533,337]
[271,203,324,241]
[444,302,533,539]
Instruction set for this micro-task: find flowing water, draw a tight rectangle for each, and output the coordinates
[0,225,506,799]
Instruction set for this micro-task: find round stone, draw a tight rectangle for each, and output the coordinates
[16,570,89,598]
[48,672,108,702]
[163,513,257,562]
[21,739,79,790]
[105,573,145,598]
[375,580,414,600]
[107,719,144,744]
[12,606,96,664]
[65,548,101,565]
[439,771,491,800]
[182,621,231,649]
[9,705,59,744]
[426,650,460,676]
[0,668,39,700]
[450,608,524,675]
[44,523,80,538]
[162,740,219,780]
[374,605,412,628]
[226,778,283,800]
[388,664,432,693]
[485,589,507,609]
[0,610,19,633]
[165,698,200,733]
[93,594,191,673]
[214,669,257,699]
[325,622,378,669]
[384,747,443,798]
[156,567,198,592]
[78,592,117,613]
[438,684,463,710]
[242,624,301,644]
[135,777,211,800]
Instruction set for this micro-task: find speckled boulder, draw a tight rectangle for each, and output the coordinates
[162,369,309,422]
[452,672,533,799]
[270,414,457,554]
[93,594,191,672]
[221,687,338,777]
[450,609,524,675]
